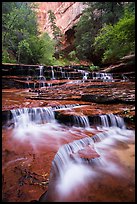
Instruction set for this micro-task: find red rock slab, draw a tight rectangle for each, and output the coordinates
[70,144,100,160]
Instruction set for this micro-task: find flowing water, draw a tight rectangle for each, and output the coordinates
[51,66,55,80]
[60,67,66,79]
[92,72,114,82]
[3,105,135,201]
[41,112,134,201]
[38,65,46,87]
[2,64,135,202]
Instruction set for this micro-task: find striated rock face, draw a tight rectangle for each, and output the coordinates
[34,2,62,35]
[34,2,86,37]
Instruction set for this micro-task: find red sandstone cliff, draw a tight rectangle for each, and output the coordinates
[34,2,86,37]
[33,2,87,59]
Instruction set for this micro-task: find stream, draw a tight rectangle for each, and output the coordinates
[2,65,135,202]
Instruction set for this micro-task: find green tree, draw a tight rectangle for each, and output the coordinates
[75,10,102,65]
[38,33,56,65]
[2,2,59,65]
[94,3,135,63]
[17,39,32,63]
[74,2,125,65]
[47,10,63,58]
[86,2,125,25]
[2,2,38,63]
[16,33,56,65]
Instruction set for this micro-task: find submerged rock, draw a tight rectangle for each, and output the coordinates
[81,94,117,104]
[70,144,100,160]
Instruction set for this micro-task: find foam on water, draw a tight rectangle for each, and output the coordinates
[47,122,135,200]
[57,162,95,196]
[9,106,135,200]
[72,115,90,128]
[12,120,69,150]
[99,113,126,129]
[10,106,91,149]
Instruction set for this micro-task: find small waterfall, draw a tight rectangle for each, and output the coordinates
[72,115,90,128]
[60,67,66,79]
[51,66,55,80]
[11,107,55,127]
[95,72,100,80]
[82,72,88,82]
[26,76,31,88]
[3,102,135,202]
[99,114,126,129]
[100,73,113,82]
[92,72,114,82]
[9,108,126,130]
[66,72,70,79]
[47,136,100,199]
[48,83,52,87]
[39,65,44,77]
[9,104,85,128]
[122,74,129,82]
[71,113,125,129]
[52,104,80,111]
[33,82,36,89]
[92,72,96,79]
[38,76,46,88]
[38,65,46,87]
[52,137,95,176]
[43,115,134,201]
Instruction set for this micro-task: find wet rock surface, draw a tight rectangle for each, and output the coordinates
[2,67,135,202]
[70,144,100,160]
[25,80,135,103]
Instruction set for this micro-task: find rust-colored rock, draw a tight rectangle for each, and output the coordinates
[34,2,86,35]
[70,144,100,160]
[33,2,86,54]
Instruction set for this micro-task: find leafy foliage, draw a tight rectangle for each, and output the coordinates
[2,2,135,66]
[89,65,100,71]
[48,10,63,55]
[94,5,135,63]
[74,2,132,65]
[2,49,16,63]
[74,6,101,63]
[85,2,125,25]
[2,2,56,65]
[2,2,37,63]
[38,33,56,65]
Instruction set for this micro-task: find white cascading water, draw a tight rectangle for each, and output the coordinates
[82,71,89,82]
[99,113,126,129]
[39,65,43,77]
[11,107,55,127]
[52,137,97,196]
[92,72,114,82]
[38,65,46,87]
[51,66,55,80]
[10,105,87,149]
[60,67,66,79]
[72,115,90,128]
[44,118,134,201]
[10,107,65,149]
[66,71,70,79]
[9,106,135,201]
[26,76,31,88]
[52,103,80,111]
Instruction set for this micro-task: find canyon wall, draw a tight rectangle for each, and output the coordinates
[34,2,86,37]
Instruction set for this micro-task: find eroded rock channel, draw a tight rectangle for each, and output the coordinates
[2,64,135,202]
